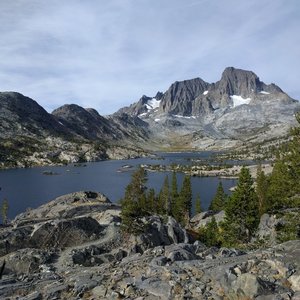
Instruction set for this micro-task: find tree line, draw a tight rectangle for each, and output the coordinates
[120,169,194,234]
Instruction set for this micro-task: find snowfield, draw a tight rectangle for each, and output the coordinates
[146,98,161,110]
[230,95,251,107]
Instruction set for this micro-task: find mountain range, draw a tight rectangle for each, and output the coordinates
[0,67,299,166]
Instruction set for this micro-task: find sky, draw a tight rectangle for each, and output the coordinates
[0,0,299,115]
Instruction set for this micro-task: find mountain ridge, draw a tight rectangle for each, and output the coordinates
[115,67,299,150]
[0,67,299,166]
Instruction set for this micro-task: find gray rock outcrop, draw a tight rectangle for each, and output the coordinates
[1,192,299,299]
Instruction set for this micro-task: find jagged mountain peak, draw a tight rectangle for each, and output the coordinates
[218,67,283,96]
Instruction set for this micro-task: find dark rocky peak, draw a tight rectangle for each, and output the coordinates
[52,104,88,118]
[160,77,209,114]
[217,67,263,96]
[52,104,117,140]
[140,95,152,103]
[85,108,101,118]
[217,67,284,97]
[0,92,68,138]
[154,91,164,100]
[114,93,162,117]
[0,92,52,119]
[263,83,283,94]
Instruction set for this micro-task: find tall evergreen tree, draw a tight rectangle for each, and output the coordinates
[195,194,202,214]
[265,113,300,210]
[209,181,227,211]
[158,175,170,215]
[267,158,293,211]
[223,167,259,245]
[171,172,178,216]
[147,188,156,213]
[256,164,269,215]
[177,175,192,226]
[284,112,300,195]
[120,167,148,234]
[199,216,220,247]
[1,199,9,225]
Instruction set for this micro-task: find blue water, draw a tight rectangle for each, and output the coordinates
[0,152,236,220]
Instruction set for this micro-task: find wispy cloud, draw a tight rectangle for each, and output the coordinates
[0,0,299,114]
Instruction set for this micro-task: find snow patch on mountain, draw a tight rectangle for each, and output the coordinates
[260,91,270,95]
[174,115,196,119]
[203,90,208,95]
[146,98,161,110]
[139,112,147,117]
[230,95,251,108]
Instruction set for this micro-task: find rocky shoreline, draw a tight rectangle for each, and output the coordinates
[0,191,299,299]
[142,162,273,179]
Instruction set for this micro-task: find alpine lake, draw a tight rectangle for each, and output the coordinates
[0,151,243,220]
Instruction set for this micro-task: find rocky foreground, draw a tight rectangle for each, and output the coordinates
[0,192,299,299]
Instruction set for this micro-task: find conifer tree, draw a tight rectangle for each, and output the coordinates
[267,159,293,211]
[223,167,259,245]
[256,164,269,215]
[195,194,202,214]
[158,175,170,215]
[120,167,148,234]
[209,181,227,211]
[282,112,300,196]
[1,199,9,225]
[177,175,192,226]
[147,188,156,213]
[199,216,220,247]
[171,172,178,216]
[266,113,300,210]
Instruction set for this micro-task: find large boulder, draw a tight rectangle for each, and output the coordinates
[190,210,225,230]
[30,217,105,248]
[3,248,52,275]
[13,191,111,224]
[131,216,190,252]
[255,213,278,244]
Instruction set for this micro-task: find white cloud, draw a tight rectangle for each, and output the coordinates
[0,0,299,115]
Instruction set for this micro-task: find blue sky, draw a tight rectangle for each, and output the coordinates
[0,0,299,115]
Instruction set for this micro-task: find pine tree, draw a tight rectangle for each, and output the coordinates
[120,167,148,234]
[195,194,202,214]
[147,188,156,213]
[256,164,269,215]
[1,199,9,225]
[158,175,170,215]
[171,172,178,216]
[267,158,293,211]
[265,113,300,210]
[177,175,192,226]
[223,167,259,245]
[199,216,220,247]
[209,181,227,211]
[284,112,300,195]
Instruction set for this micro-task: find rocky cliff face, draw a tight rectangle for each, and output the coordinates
[0,192,299,299]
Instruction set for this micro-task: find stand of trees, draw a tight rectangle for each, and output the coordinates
[120,170,192,233]
[200,113,300,247]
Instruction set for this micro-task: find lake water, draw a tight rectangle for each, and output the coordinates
[0,152,237,220]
